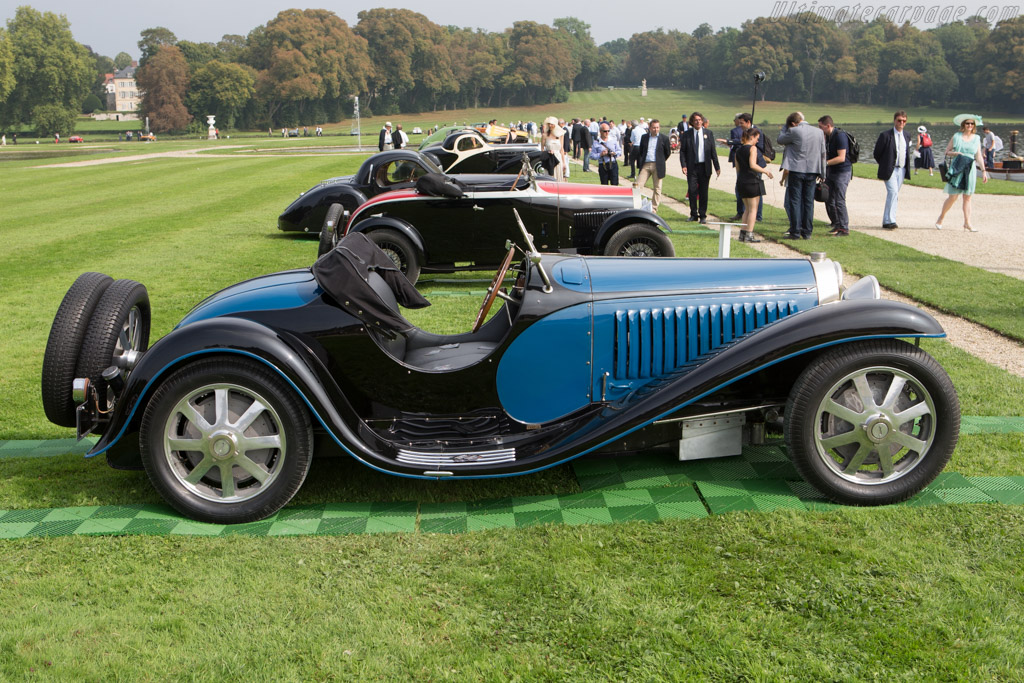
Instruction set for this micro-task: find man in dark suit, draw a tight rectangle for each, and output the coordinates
[580,121,593,173]
[634,119,672,213]
[679,112,721,223]
[378,122,393,151]
[571,119,583,159]
[872,110,911,229]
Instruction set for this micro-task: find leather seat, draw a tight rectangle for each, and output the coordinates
[366,272,497,371]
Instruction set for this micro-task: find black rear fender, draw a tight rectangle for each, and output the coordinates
[596,209,671,250]
[347,217,426,260]
[278,185,366,233]
[91,317,371,468]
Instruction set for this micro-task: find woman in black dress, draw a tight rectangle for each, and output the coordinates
[736,128,773,243]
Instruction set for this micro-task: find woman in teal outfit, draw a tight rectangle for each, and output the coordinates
[935,113,989,232]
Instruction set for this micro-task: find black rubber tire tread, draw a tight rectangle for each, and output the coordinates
[76,279,151,387]
[784,339,960,506]
[41,272,114,427]
[316,203,345,258]
[367,228,421,285]
[139,357,313,524]
[604,223,675,257]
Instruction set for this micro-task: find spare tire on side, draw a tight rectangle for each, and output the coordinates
[76,279,151,392]
[41,272,114,427]
[317,203,345,258]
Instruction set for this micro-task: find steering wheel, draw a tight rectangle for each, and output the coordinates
[472,246,517,333]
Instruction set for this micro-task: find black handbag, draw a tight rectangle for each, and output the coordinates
[938,162,949,183]
[814,180,829,203]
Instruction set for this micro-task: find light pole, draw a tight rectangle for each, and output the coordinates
[751,71,766,124]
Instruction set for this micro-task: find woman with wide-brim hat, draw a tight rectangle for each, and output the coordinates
[935,113,988,231]
[541,115,566,181]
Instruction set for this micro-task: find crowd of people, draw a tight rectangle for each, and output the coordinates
[525,108,997,237]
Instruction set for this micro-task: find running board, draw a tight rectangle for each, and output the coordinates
[397,447,516,467]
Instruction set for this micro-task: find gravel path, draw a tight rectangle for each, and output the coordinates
[663,157,1024,280]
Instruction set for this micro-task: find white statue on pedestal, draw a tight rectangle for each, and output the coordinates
[207,115,217,140]
[641,79,647,97]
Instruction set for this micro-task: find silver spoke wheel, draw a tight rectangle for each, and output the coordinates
[163,383,287,504]
[813,366,936,486]
[620,238,658,257]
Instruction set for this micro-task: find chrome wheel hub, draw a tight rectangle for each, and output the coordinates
[814,366,936,485]
[163,383,286,503]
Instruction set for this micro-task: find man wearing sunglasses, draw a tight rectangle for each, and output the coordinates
[873,110,912,230]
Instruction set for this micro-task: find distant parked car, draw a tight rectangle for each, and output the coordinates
[288,129,300,137]
[411,127,423,134]
[139,132,156,141]
[68,135,84,143]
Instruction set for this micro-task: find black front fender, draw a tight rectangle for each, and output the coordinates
[595,209,672,250]
[532,299,946,464]
[89,317,375,469]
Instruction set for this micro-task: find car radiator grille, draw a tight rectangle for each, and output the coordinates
[612,300,800,380]
[572,210,621,250]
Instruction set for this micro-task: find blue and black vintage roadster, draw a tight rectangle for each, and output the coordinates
[42,215,959,523]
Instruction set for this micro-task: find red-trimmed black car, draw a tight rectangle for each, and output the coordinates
[320,173,673,283]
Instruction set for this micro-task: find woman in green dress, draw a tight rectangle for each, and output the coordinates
[935,113,989,232]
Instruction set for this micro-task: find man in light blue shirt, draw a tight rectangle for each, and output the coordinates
[590,123,623,185]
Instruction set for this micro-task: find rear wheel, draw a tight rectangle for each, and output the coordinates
[604,224,675,257]
[316,203,344,257]
[76,279,150,391]
[41,272,113,427]
[367,229,421,284]
[140,357,313,523]
[785,340,959,505]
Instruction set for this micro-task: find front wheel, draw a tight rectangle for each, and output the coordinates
[139,357,313,523]
[366,229,421,285]
[784,340,959,506]
[604,224,675,257]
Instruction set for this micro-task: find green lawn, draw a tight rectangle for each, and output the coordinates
[2,142,1023,679]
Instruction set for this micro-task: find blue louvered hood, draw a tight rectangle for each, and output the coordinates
[497,257,826,424]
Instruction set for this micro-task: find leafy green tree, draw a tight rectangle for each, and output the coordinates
[216,35,246,62]
[554,17,606,91]
[136,44,191,132]
[0,28,15,104]
[114,51,133,70]
[447,28,507,108]
[0,7,93,129]
[625,29,677,85]
[177,40,220,70]
[974,16,1024,109]
[186,60,255,128]
[81,92,103,113]
[504,21,573,104]
[32,102,76,135]
[355,9,456,112]
[87,49,115,103]
[137,27,177,66]
[247,9,371,126]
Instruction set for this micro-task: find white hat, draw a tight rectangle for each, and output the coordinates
[385,121,392,127]
[917,125,927,134]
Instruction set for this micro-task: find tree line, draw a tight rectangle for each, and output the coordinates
[1,5,1022,135]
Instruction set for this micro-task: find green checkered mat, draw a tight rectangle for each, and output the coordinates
[3,473,1023,540]
[0,488,708,539]
[0,437,98,459]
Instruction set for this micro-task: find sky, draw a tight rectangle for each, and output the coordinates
[1,0,1018,59]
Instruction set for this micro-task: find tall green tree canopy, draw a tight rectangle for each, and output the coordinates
[186,60,255,128]
[0,6,92,129]
[114,51,133,69]
[137,26,177,66]
[0,28,15,104]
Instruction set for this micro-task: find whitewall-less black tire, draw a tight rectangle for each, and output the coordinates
[784,339,959,506]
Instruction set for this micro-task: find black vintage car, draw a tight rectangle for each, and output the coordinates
[322,169,673,283]
[277,150,552,236]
